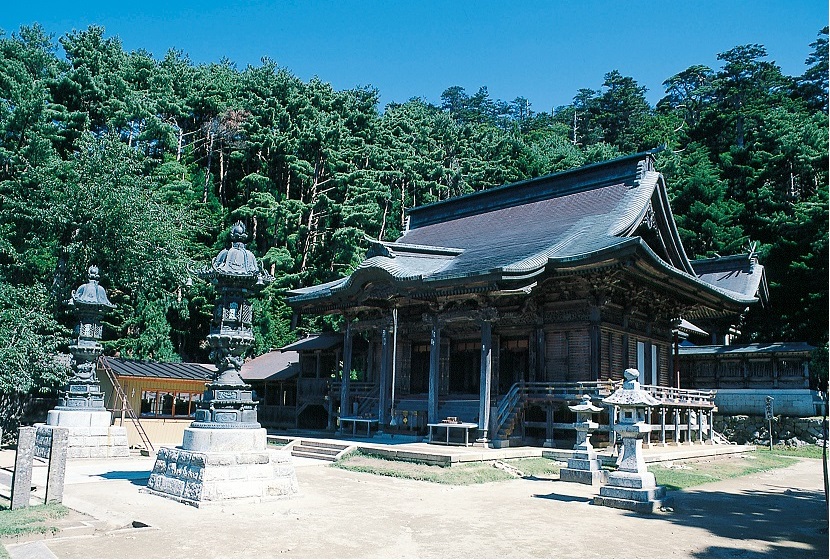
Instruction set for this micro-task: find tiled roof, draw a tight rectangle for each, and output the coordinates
[691,254,768,303]
[102,357,214,381]
[288,151,762,312]
[679,342,814,356]
[241,351,300,381]
[279,333,342,351]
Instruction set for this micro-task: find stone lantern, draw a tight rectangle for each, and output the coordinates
[41,265,129,458]
[559,395,607,485]
[146,222,298,505]
[192,220,273,428]
[594,368,667,512]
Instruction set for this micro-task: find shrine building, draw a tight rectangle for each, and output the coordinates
[283,150,768,447]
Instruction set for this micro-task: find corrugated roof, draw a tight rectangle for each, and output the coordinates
[102,357,214,381]
[679,342,814,356]
[241,351,301,381]
[279,333,342,352]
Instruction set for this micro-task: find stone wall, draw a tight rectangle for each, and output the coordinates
[714,389,824,416]
[714,414,827,446]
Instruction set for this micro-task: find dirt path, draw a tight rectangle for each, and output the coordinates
[8,456,829,559]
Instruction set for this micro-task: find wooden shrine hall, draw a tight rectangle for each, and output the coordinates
[285,150,767,447]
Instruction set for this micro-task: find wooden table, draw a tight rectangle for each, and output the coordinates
[427,422,479,446]
[338,416,379,437]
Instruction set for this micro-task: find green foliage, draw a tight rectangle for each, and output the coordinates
[0,23,826,401]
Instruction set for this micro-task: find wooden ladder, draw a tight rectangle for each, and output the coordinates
[99,355,155,453]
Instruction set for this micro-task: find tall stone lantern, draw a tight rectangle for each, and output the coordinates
[40,265,129,459]
[192,221,273,428]
[146,222,298,506]
[594,368,667,513]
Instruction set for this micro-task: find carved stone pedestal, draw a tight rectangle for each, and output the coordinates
[41,410,129,459]
[144,427,298,507]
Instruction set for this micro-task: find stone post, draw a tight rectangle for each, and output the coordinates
[11,427,36,510]
[45,427,68,504]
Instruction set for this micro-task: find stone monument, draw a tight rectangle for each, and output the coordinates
[559,395,607,485]
[38,266,129,459]
[145,222,298,506]
[593,368,667,513]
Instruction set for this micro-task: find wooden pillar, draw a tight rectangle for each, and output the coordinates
[544,404,555,448]
[315,350,322,378]
[536,327,546,381]
[708,408,715,443]
[697,408,704,444]
[686,408,693,445]
[428,318,441,424]
[673,408,680,445]
[478,320,493,443]
[645,406,652,446]
[340,319,353,423]
[378,328,390,428]
[660,406,667,445]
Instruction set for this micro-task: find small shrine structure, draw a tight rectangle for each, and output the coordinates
[284,150,768,447]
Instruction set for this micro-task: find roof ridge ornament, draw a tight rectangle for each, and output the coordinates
[364,235,396,259]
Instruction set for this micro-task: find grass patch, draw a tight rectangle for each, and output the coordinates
[333,451,561,485]
[649,452,799,491]
[0,503,70,539]
[757,444,826,459]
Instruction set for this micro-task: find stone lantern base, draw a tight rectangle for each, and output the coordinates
[144,427,298,507]
[559,450,608,486]
[593,470,667,513]
[39,409,129,459]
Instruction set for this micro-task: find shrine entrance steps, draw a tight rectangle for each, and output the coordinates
[289,440,352,462]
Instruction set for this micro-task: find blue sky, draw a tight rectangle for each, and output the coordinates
[2,1,827,111]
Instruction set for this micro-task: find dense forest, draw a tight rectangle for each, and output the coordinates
[0,24,827,400]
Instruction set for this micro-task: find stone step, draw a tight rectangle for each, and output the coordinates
[291,449,339,461]
[298,440,350,451]
[292,444,341,456]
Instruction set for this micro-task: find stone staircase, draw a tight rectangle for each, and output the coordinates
[290,440,352,462]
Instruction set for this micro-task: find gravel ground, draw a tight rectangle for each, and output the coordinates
[2,452,828,559]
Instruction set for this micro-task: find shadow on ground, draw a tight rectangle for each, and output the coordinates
[99,470,151,486]
[648,485,828,559]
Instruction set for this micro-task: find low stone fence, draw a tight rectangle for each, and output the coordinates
[714,414,827,446]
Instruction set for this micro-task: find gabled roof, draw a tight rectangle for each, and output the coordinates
[288,151,763,316]
[691,254,769,305]
[241,351,300,381]
[102,357,214,381]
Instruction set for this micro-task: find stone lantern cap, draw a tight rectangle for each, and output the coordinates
[69,266,116,309]
[568,394,603,414]
[602,368,660,407]
[198,222,274,285]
